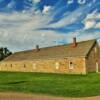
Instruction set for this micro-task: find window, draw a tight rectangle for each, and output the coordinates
[23,64,26,71]
[55,62,60,70]
[69,61,74,69]
[5,64,7,67]
[24,64,26,68]
[11,64,12,68]
[96,62,99,73]
[94,47,97,53]
[33,63,37,70]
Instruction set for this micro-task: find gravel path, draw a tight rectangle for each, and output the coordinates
[0,92,100,100]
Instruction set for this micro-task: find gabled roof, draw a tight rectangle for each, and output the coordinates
[3,39,96,61]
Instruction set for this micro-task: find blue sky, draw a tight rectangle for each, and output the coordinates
[0,0,100,51]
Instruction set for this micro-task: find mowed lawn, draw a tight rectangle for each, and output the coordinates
[0,72,100,97]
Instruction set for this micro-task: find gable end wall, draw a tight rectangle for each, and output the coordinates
[86,43,100,73]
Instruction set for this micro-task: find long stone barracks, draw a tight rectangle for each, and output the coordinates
[0,38,100,74]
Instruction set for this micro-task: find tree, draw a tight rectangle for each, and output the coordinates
[0,47,12,61]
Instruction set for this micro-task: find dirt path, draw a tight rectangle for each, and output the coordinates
[0,92,100,100]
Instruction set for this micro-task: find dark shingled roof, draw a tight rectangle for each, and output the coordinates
[3,39,97,61]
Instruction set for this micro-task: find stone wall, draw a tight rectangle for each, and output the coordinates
[86,43,100,73]
[0,57,86,74]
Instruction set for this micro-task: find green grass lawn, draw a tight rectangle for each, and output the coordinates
[0,72,100,97]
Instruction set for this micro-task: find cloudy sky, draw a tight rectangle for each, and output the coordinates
[0,0,100,52]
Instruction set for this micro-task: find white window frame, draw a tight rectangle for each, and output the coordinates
[55,62,60,70]
[33,63,37,70]
[94,47,97,53]
[96,62,99,73]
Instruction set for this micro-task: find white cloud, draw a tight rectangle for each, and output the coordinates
[47,2,94,28]
[84,19,96,29]
[83,12,100,29]
[42,6,52,14]
[6,1,15,9]
[0,12,69,52]
[0,1,99,52]
[98,39,100,45]
[95,13,100,19]
[78,0,86,5]
[48,11,82,28]
[95,23,100,28]
[67,0,74,4]
[33,0,41,3]
[86,13,100,19]
[77,31,100,43]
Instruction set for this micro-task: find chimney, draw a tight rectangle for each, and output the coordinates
[36,45,40,52]
[72,37,77,47]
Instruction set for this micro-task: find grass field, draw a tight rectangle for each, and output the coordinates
[0,72,100,97]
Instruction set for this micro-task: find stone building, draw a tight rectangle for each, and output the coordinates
[0,38,99,74]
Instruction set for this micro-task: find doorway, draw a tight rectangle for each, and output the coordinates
[96,62,99,73]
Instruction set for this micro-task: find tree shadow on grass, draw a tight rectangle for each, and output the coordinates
[4,81,28,85]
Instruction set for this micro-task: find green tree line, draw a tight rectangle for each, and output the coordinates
[0,47,12,61]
